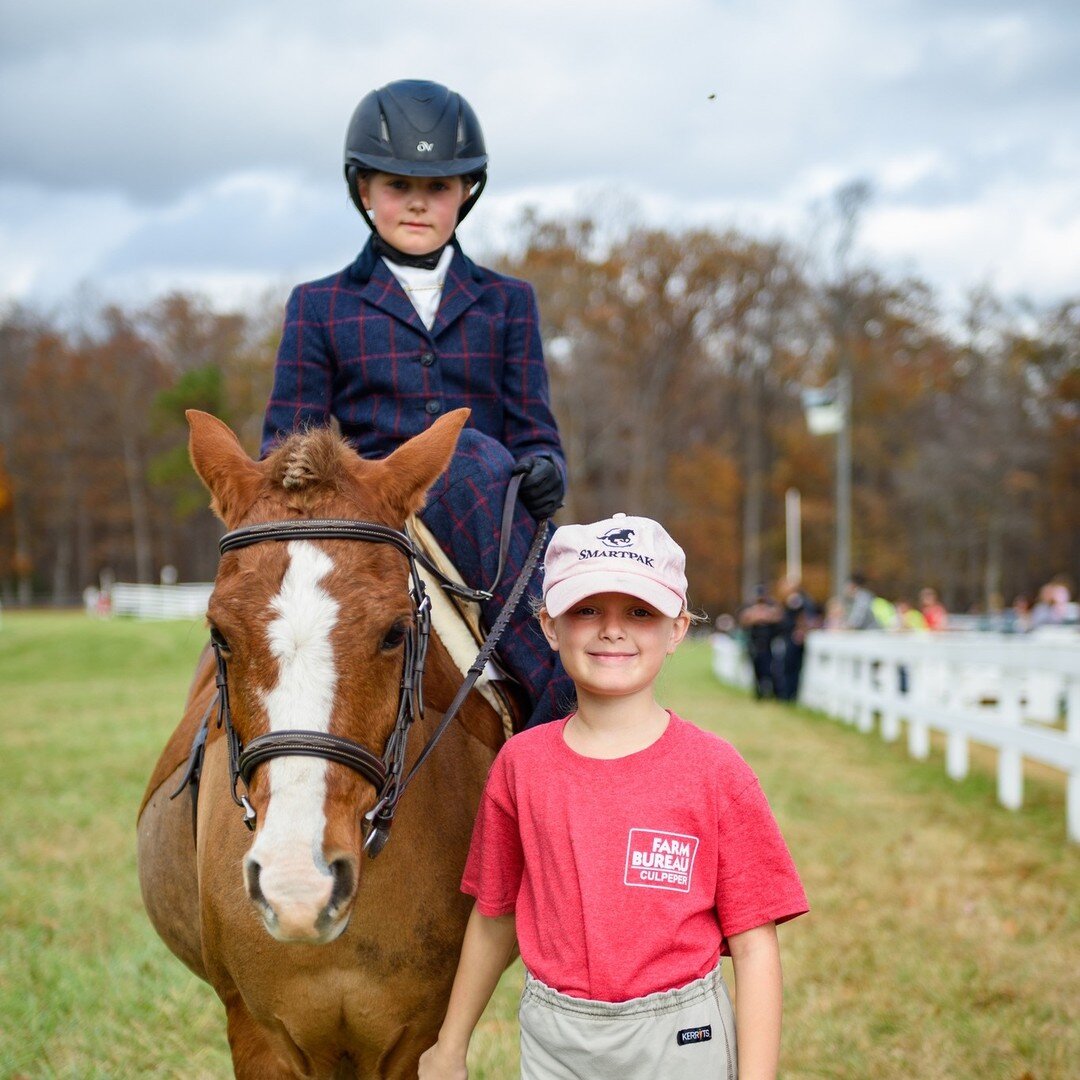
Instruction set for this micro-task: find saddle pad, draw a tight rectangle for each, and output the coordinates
[407,515,516,739]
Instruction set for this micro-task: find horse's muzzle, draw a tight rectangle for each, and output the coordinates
[244,852,358,944]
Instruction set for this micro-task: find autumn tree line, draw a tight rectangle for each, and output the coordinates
[0,208,1076,618]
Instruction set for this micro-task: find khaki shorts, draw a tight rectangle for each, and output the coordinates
[518,963,737,1080]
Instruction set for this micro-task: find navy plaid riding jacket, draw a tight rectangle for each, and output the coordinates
[261,238,565,476]
[260,238,572,727]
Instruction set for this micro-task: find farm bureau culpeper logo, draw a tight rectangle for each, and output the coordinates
[624,829,699,893]
[598,527,635,548]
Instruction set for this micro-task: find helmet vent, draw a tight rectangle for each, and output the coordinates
[456,115,465,149]
[379,113,390,143]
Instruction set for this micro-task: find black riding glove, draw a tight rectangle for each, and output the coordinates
[512,455,565,519]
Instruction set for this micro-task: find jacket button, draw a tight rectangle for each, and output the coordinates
[425,400,441,415]
[420,352,435,366]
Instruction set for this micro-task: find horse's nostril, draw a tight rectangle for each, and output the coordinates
[328,857,357,911]
[244,858,266,906]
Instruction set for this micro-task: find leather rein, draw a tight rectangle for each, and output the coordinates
[171,474,546,858]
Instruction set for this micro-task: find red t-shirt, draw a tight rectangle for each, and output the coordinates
[461,712,808,1002]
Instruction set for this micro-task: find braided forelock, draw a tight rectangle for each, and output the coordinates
[270,429,349,492]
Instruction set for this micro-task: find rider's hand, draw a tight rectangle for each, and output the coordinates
[512,455,564,519]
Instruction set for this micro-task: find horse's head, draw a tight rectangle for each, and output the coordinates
[187,408,469,944]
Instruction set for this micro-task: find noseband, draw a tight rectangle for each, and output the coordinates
[173,479,545,858]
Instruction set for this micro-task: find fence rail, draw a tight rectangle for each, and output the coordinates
[109,583,213,621]
[712,630,1080,843]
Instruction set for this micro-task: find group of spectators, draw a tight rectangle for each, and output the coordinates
[730,577,817,702]
[827,575,949,634]
[998,579,1076,633]
[723,572,1076,702]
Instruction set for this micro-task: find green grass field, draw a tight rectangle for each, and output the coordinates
[1,612,1077,1078]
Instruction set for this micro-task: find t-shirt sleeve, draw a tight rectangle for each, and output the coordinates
[715,774,809,940]
[460,751,525,917]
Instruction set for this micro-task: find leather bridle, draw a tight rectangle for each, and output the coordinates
[172,477,546,858]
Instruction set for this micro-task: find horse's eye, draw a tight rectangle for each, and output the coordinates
[209,625,231,654]
[380,623,409,651]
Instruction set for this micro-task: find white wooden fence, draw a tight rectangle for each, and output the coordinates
[712,630,1080,843]
[109,582,213,621]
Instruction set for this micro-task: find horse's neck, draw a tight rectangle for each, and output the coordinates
[420,631,505,753]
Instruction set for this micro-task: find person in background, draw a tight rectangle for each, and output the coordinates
[823,596,846,629]
[895,598,927,632]
[738,585,783,699]
[842,573,879,630]
[775,577,816,702]
[1006,594,1033,634]
[870,592,898,631]
[918,587,948,631]
[1032,578,1073,627]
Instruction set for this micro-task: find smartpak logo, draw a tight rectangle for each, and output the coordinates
[624,829,699,893]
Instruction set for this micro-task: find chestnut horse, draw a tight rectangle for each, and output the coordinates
[137,408,508,1078]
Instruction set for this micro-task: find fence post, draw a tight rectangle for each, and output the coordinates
[856,656,874,733]
[1066,676,1080,844]
[880,650,902,743]
[908,654,931,761]
[946,726,969,781]
[997,670,1024,811]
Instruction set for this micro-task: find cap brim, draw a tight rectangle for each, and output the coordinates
[544,571,684,618]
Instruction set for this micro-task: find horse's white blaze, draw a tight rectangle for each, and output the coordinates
[249,541,340,924]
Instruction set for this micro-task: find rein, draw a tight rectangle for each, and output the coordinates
[172,474,545,857]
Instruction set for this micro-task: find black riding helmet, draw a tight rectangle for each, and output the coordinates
[344,79,488,230]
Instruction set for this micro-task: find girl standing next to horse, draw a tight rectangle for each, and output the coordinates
[419,514,809,1080]
[261,78,571,727]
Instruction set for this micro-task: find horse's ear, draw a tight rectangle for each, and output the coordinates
[366,409,470,522]
[186,410,264,526]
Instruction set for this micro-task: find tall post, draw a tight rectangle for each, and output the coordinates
[834,355,852,596]
[785,487,802,584]
[829,179,870,598]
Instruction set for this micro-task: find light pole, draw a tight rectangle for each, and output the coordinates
[800,379,849,596]
[785,487,802,584]
[827,179,870,598]
[833,351,852,597]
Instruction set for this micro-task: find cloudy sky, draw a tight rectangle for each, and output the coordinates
[2,0,1078,315]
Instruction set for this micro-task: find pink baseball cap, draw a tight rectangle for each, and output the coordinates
[542,513,688,618]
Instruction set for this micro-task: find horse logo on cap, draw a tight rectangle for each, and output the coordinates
[599,527,635,548]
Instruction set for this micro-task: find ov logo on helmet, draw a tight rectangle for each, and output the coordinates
[416,141,435,152]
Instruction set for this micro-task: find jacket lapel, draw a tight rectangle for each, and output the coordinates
[359,259,431,337]
[432,247,481,336]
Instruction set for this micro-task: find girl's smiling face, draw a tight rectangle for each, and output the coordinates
[539,592,690,702]
[359,172,470,255]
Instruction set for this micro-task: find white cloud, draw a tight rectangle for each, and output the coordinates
[1,0,1078,309]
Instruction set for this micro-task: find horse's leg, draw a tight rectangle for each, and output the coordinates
[225,989,306,1079]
